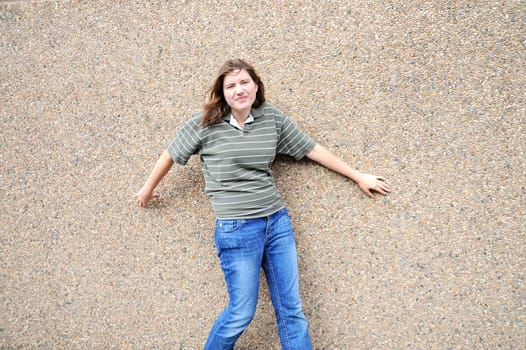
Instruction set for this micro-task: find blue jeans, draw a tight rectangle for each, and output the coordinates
[205,208,312,350]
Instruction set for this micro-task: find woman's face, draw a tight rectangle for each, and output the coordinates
[223,69,258,118]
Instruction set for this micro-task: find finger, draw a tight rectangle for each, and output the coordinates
[376,188,389,195]
[377,182,390,192]
[152,193,160,199]
[377,178,390,189]
[376,185,391,195]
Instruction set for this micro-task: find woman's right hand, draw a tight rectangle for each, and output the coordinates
[136,186,160,208]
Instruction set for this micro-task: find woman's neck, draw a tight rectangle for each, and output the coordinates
[231,109,250,123]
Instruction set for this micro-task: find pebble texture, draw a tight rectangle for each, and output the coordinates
[1,1,524,349]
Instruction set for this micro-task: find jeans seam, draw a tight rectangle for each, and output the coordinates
[265,249,292,350]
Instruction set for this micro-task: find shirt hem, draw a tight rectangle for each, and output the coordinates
[214,206,284,220]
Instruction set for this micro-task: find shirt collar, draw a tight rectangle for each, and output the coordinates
[229,113,254,130]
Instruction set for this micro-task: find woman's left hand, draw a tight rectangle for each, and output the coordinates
[356,173,391,198]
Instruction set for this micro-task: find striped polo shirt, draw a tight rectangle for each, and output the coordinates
[167,103,317,219]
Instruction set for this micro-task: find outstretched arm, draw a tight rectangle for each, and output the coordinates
[306,143,391,198]
[136,150,174,207]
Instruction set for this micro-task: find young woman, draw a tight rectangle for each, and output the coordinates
[136,59,390,349]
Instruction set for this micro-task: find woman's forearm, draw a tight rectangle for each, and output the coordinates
[136,150,174,207]
[306,144,363,183]
[142,150,174,192]
[306,143,391,197]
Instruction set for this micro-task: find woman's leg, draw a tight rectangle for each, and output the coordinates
[205,218,266,350]
[262,208,312,350]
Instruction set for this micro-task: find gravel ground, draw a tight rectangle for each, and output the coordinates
[1,1,524,349]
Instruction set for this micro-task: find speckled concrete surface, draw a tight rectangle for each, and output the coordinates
[1,1,524,349]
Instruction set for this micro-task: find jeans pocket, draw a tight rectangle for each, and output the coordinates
[215,219,245,234]
[214,219,250,254]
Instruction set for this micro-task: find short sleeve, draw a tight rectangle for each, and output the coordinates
[276,112,317,160]
[167,112,203,165]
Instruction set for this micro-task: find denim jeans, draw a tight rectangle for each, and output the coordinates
[204,207,312,350]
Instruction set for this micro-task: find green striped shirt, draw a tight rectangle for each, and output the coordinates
[167,103,317,219]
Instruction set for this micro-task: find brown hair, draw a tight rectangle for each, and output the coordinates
[201,59,266,127]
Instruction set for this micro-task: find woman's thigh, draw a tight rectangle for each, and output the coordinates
[214,218,267,310]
